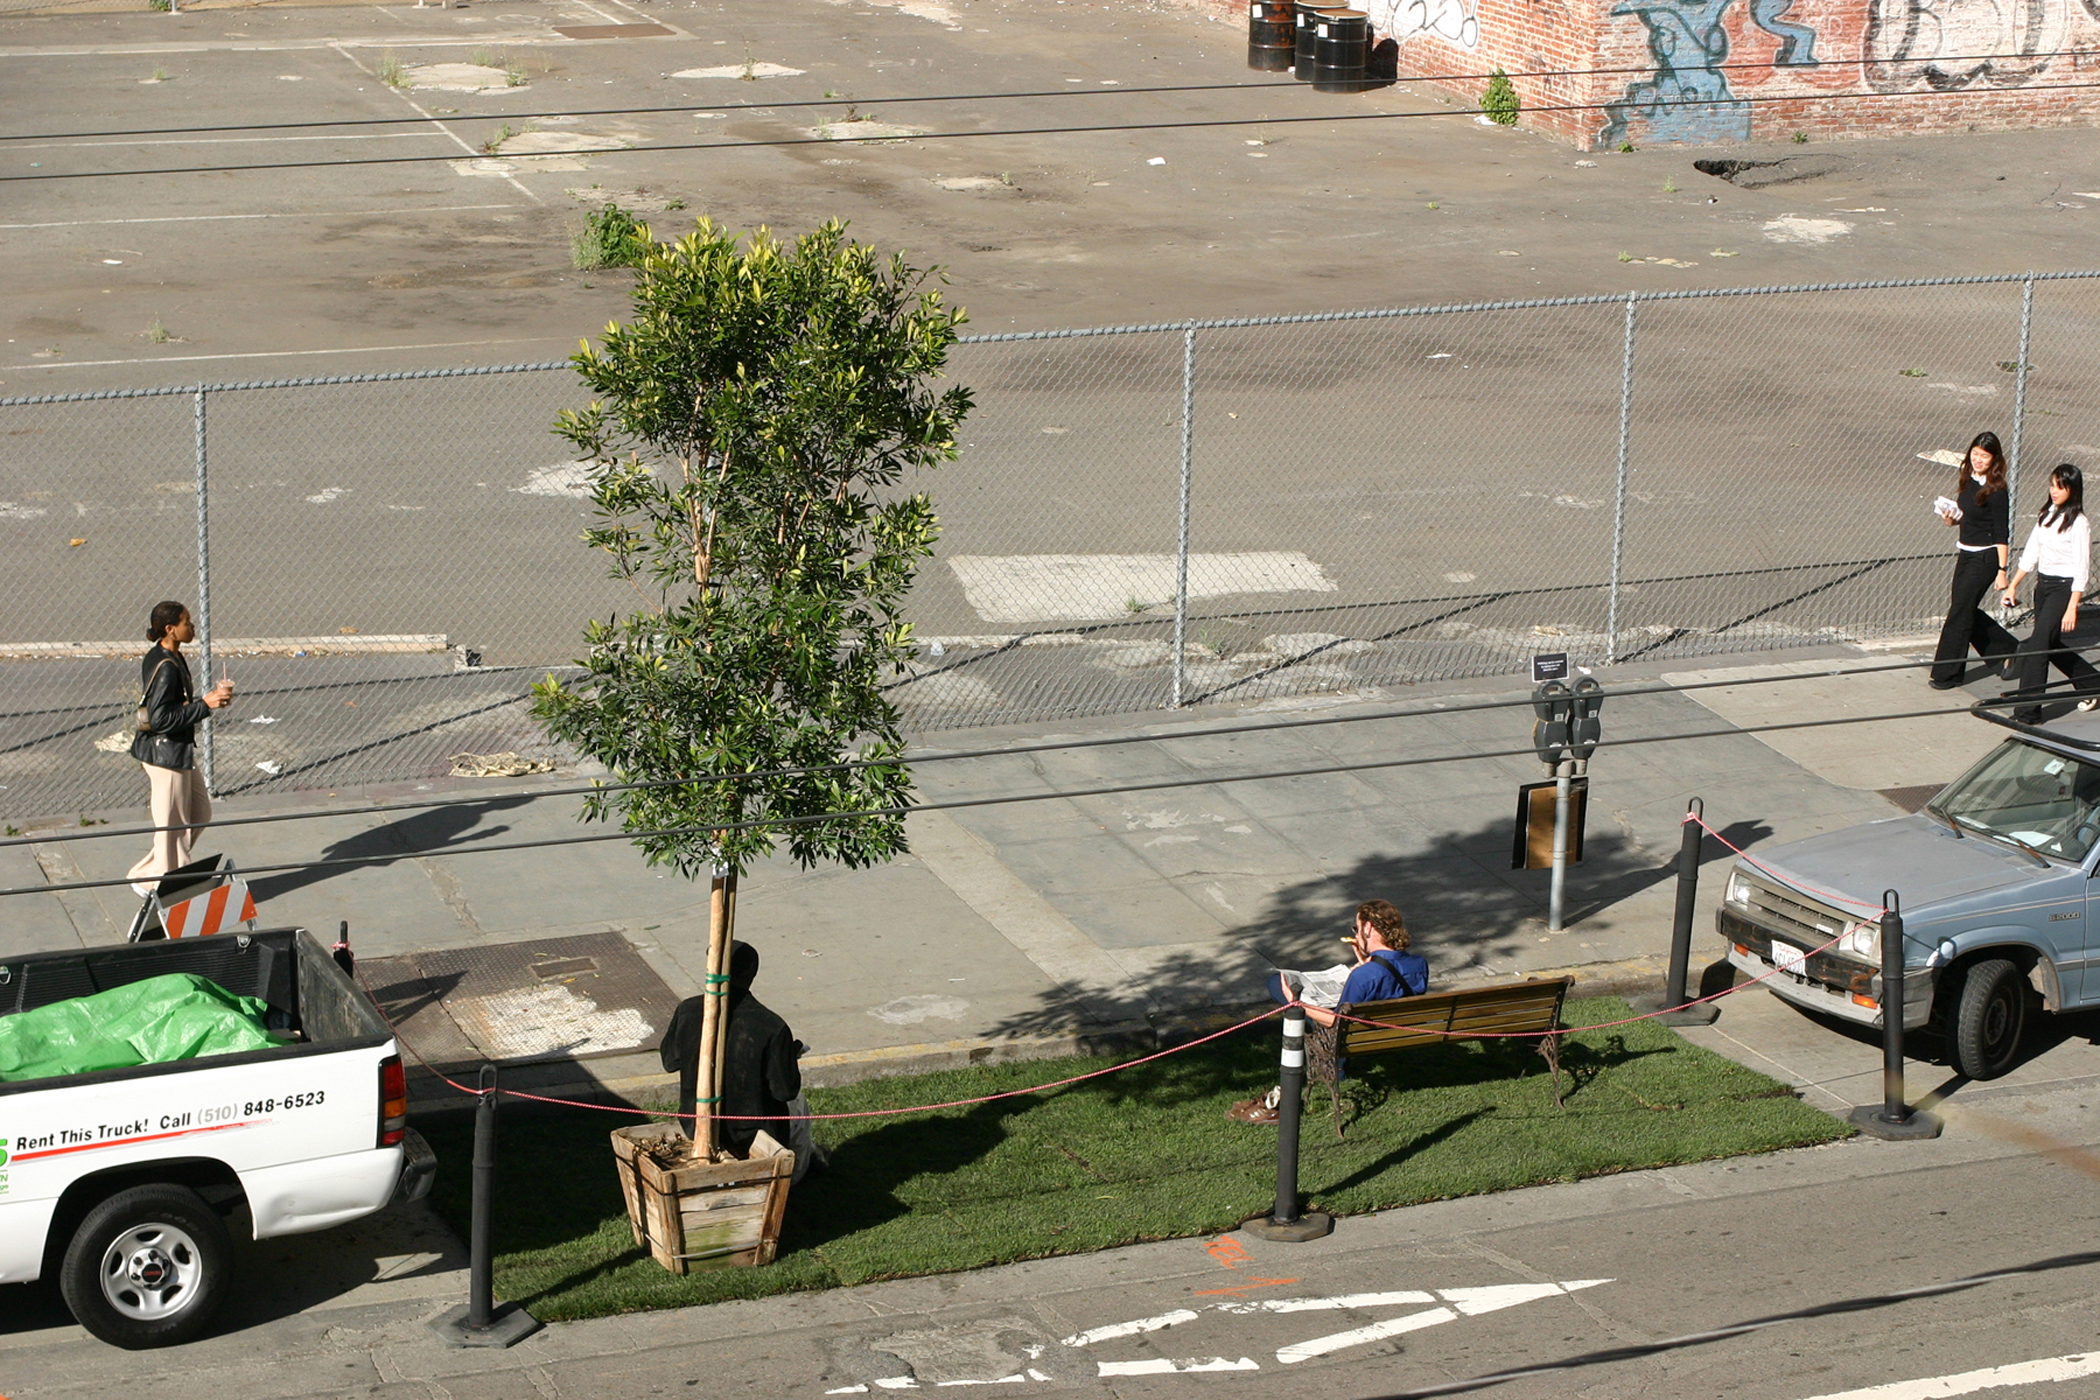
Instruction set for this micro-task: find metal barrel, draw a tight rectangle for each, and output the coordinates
[1310,8,1370,91]
[1248,0,1297,74]
[1293,4,1347,80]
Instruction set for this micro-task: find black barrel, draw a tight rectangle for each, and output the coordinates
[1310,8,1370,91]
[1293,3,1347,81]
[1248,0,1295,71]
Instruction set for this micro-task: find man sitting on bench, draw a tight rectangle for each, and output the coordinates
[1232,899,1428,1123]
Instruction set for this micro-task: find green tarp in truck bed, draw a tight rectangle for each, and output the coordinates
[0,972,287,1082]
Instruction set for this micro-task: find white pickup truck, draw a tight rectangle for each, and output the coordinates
[0,926,435,1348]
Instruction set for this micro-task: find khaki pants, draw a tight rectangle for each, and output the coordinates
[127,763,211,890]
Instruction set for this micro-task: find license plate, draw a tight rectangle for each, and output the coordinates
[1772,942,1812,978]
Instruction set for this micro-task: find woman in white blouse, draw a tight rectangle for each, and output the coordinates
[2002,463,2099,723]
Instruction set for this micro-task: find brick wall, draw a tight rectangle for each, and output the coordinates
[1206,0,2100,148]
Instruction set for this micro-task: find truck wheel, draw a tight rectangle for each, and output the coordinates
[1951,958,2030,1081]
[58,1184,232,1349]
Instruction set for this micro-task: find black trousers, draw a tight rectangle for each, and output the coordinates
[2012,573,2100,717]
[1931,549,2018,683]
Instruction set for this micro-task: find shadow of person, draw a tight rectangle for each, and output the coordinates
[250,793,534,902]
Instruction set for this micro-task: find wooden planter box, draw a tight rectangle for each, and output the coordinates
[610,1121,794,1274]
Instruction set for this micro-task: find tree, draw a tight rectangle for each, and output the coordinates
[532,218,972,1157]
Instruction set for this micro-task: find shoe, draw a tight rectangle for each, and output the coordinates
[1928,677,1964,691]
[2079,698,2099,713]
[1227,1086,1283,1125]
[2013,710,2044,725]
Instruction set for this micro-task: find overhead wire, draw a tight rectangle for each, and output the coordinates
[0,49,2065,144]
[9,78,2100,182]
[0,651,1966,852]
[0,694,2018,898]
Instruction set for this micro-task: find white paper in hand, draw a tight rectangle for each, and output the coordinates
[1933,495,1962,521]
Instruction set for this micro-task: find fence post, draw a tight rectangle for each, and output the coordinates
[1171,320,1196,708]
[1604,293,1637,665]
[1242,1009,1332,1241]
[2009,276,2035,510]
[194,386,213,796]
[1848,891,1941,1140]
[430,1065,543,1346]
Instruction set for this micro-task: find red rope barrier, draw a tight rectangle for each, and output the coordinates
[358,804,1874,1110]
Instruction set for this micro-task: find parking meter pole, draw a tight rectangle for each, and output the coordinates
[1241,1010,1332,1242]
[1548,764,1572,933]
[429,1067,544,1347]
[1849,892,1941,1140]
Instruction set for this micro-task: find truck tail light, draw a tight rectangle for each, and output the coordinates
[1852,993,1878,1009]
[379,1055,408,1147]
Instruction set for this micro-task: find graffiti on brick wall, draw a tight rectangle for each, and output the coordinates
[1362,0,1481,50]
[1863,0,2065,90]
[1600,0,1819,144]
[1603,0,2100,146]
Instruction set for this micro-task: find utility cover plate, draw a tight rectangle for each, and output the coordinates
[360,930,677,1068]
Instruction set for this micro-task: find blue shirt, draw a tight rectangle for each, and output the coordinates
[1339,949,1429,1006]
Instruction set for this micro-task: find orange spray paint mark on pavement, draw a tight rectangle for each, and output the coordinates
[1192,1235,1298,1296]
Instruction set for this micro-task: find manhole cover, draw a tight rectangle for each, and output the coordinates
[359,930,678,1069]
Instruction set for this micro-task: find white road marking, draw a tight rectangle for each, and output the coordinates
[1444,1280,1612,1315]
[2,336,561,371]
[1061,1309,1198,1347]
[1795,1352,2100,1399]
[0,204,515,230]
[1273,1280,1614,1364]
[1219,1290,1434,1313]
[1276,1306,1458,1363]
[1096,1358,1258,1376]
[946,552,1336,624]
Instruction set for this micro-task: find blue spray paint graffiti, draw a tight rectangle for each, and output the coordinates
[1601,0,1819,146]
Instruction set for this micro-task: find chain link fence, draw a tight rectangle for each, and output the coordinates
[5,271,2098,821]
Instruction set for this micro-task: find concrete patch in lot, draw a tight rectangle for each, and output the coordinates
[401,61,517,92]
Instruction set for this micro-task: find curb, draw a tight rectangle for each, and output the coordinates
[402,954,1695,1119]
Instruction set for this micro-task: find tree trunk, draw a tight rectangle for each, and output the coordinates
[693,866,736,1158]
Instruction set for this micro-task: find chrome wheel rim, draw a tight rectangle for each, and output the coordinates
[98,1222,202,1322]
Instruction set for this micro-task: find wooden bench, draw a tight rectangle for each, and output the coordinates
[1306,976,1575,1136]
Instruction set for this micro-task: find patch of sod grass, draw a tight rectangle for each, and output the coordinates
[420,998,1847,1322]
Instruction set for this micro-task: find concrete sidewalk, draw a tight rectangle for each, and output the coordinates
[1,634,1998,1107]
[11,631,2094,1392]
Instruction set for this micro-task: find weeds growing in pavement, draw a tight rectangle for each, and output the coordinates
[378,54,408,89]
[569,202,650,271]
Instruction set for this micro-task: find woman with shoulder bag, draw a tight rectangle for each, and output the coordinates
[2002,464,2100,724]
[126,599,234,896]
[1929,431,2020,689]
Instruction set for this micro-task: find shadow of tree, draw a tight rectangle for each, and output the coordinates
[250,794,534,902]
[974,811,1772,1044]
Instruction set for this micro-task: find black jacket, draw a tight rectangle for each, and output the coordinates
[660,942,801,1157]
[1957,473,2011,551]
[130,646,210,770]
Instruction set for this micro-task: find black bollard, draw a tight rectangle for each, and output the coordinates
[1634,798,1719,1024]
[1242,1010,1333,1242]
[1848,892,1941,1140]
[429,1065,544,1347]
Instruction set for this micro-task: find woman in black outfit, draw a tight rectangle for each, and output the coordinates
[1929,431,2019,689]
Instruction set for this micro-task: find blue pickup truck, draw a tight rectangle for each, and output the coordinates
[1716,706,2100,1081]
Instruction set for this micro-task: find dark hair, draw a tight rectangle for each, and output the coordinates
[147,600,187,641]
[1356,899,1409,951]
[2043,463,2086,533]
[1959,431,2008,503]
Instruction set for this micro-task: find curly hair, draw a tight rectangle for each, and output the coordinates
[1356,898,1408,950]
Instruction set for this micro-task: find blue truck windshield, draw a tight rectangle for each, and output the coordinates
[1929,739,2100,863]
